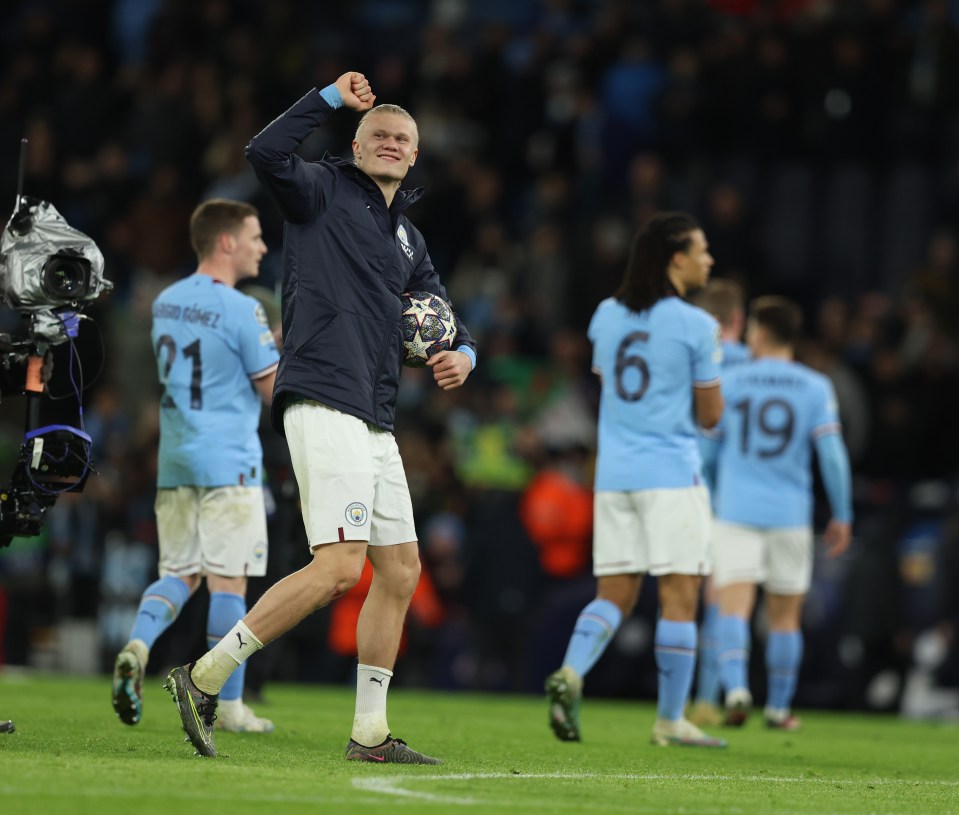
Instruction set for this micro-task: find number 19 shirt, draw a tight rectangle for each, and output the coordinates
[152,274,280,488]
[712,357,841,528]
[589,296,722,491]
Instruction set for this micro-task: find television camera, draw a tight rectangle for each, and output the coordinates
[0,139,113,547]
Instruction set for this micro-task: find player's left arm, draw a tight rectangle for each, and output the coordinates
[407,243,476,390]
[814,432,853,557]
[812,379,853,558]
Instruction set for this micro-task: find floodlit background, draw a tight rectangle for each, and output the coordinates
[1,0,958,719]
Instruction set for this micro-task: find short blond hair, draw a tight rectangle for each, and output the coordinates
[355,104,418,143]
[692,279,745,328]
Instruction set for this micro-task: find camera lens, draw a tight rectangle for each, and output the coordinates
[41,252,91,300]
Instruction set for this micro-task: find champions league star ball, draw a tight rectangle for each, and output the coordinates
[400,291,457,367]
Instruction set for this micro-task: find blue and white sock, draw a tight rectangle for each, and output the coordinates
[207,592,248,702]
[655,619,697,722]
[695,603,721,705]
[129,576,191,649]
[766,630,803,712]
[718,614,750,696]
[561,599,623,678]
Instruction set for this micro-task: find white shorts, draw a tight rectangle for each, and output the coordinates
[155,485,268,578]
[593,486,711,577]
[711,520,813,594]
[283,399,416,548]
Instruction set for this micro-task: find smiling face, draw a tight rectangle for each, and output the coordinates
[352,110,419,184]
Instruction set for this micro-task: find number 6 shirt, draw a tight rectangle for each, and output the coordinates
[152,273,280,488]
[588,295,722,492]
[711,356,842,528]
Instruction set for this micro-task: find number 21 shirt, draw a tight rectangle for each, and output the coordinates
[588,296,722,492]
[712,357,841,528]
[152,273,280,488]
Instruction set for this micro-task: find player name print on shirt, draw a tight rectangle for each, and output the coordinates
[153,302,222,328]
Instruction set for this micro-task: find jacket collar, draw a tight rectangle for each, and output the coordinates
[323,154,424,212]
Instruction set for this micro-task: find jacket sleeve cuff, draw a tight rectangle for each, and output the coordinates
[318,85,344,109]
[456,345,476,370]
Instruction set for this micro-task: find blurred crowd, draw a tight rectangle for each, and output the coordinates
[2,0,959,717]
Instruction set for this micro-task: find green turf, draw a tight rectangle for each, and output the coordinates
[1,674,956,815]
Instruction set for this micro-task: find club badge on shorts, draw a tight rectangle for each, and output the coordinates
[345,502,369,526]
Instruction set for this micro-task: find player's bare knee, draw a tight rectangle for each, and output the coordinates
[376,556,419,600]
[368,543,421,597]
[330,565,364,598]
[408,556,422,588]
[392,556,421,598]
[308,541,366,599]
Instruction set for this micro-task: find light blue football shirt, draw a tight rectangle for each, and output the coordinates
[712,357,842,527]
[153,274,280,488]
[589,296,722,491]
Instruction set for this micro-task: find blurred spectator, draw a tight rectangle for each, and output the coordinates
[519,444,593,582]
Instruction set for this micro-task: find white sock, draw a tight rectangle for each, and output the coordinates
[765,706,789,722]
[217,698,244,716]
[191,620,263,695]
[351,664,393,746]
[124,639,149,670]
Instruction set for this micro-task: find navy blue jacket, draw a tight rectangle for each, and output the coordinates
[246,89,476,434]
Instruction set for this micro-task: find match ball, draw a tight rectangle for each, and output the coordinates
[400,291,457,368]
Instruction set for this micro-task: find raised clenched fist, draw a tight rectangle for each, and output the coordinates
[333,71,376,112]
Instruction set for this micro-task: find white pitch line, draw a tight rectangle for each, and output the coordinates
[352,771,959,808]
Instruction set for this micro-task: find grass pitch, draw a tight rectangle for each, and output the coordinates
[1,674,956,815]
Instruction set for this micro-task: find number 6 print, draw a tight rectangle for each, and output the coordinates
[614,331,651,402]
